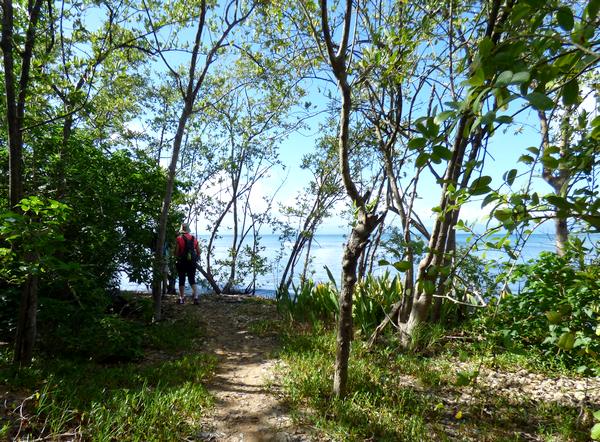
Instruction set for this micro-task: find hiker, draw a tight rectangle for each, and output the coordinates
[174,223,201,305]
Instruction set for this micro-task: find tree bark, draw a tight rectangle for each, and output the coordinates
[13,257,38,366]
[2,0,44,366]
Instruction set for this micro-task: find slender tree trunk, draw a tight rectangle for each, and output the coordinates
[2,0,23,209]
[2,0,44,366]
[398,115,470,346]
[301,234,313,283]
[153,105,192,320]
[13,255,38,366]
[538,111,571,256]
[334,212,379,396]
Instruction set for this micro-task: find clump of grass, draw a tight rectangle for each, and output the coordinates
[248,319,283,337]
[278,324,593,441]
[0,304,216,441]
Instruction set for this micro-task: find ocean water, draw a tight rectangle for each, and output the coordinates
[122,232,599,297]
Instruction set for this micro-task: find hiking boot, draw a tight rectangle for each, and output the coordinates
[177,298,184,305]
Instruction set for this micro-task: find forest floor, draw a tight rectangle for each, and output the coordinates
[168,294,314,442]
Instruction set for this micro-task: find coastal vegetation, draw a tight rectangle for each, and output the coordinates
[1,0,599,440]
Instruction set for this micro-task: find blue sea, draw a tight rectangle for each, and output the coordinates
[121,232,599,297]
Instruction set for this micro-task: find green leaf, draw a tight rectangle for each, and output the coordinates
[415,153,429,168]
[526,92,555,110]
[495,115,513,124]
[494,208,512,222]
[470,176,492,190]
[432,145,453,161]
[562,79,579,106]
[510,71,530,84]
[504,169,517,185]
[545,195,572,211]
[526,146,540,155]
[556,7,574,31]
[495,70,513,86]
[479,37,494,58]
[592,423,600,440]
[557,331,575,350]
[594,410,600,421]
[392,261,412,272]
[378,259,390,266]
[588,0,600,20]
[434,111,455,125]
[541,155,559,169]
[408,137,427,150]
[545,311,563,324]
[481,193,498,208]
[469,67,485,87]
[519,154,535,165]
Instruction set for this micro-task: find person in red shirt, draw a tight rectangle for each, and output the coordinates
[174,223,201,304]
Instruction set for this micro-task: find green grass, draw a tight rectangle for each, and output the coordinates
[0,303,216,441]
[277,323,593,441]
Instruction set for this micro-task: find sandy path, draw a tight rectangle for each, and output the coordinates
[194,295,311,442]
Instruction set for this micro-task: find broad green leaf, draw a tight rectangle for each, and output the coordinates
[519,154,535,165]
[545,311,563,324]
[495,70,513,86]
[479,37,494,58]
[471,176,492,188]
[434,111,455,125]
[556,7,574,31]
[594,410,600,420]
[481,193,498,208]
[557,331,575,350]
[415,153,429,168]
[504,169,517,185]
[408,137,427,149]
[592,423,600,440]
[541,155,559,169]
[494,208,512,222]
[393,261,412,272]
[432,145,453,161]
[495,115,513,124]
[469,67,485,87]
[510,71,530,84]
[526,146,540,155]
[562,79,579,106]
[526,92,555,110]
[378,259,390,266]
[545,194,572,210]
[588,0,600,20]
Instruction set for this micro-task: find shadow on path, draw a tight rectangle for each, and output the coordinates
[191,295,311,442]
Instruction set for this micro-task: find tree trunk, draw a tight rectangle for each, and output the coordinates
[555,216,568,256]
[2,0,43,366]
[153,106,192,321]
[13,263,38,366]
[333,212,378,397]
[2,0,23,209]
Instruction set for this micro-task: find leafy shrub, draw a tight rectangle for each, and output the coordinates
[488,246,600,373]
[37,296,145,362]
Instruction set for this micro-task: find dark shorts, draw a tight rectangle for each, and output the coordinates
[176,260,196,286]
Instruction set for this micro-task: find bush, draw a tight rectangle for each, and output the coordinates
[37,295,146,362]
[487,245,600,373]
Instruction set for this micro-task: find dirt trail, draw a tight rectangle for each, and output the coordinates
[190,294,311,442]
